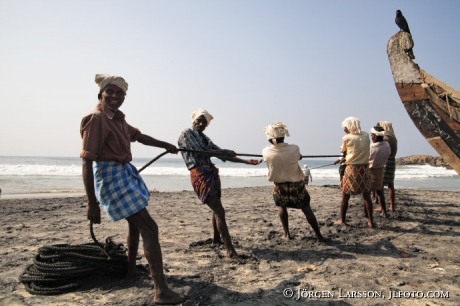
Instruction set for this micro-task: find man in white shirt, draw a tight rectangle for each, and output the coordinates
[369,126,391,217]
[334,117,375,228]
[262,122,324,242]
[302,165,312,185]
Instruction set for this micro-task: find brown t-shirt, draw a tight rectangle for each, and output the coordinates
[80,102,141,163]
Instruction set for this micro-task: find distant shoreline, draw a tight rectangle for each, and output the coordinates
[396,154,451,168]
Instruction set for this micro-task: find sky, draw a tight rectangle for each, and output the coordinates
[1,0,459,159]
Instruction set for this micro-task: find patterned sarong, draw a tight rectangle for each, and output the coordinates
[190,165,221,204]
[273,181,310,209]
[369,167,385,191]
[93,161,149,222]
[383,156,396,184]
[341,164,371,195]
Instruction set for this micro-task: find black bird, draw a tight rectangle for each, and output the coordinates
[395,10,411,34]
[395,10,415,59]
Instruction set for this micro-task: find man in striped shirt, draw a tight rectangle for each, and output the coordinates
[178,108,261,260]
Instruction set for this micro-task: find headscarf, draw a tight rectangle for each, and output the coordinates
[191,108,214,127]
[371,126,386,137]
[95,74,128,94]
[264,122,290,142]
[377,121,395,137]
[341,117,361,134]
[303,164,308,169]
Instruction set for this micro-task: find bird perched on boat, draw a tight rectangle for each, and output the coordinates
[395,10,410,33]
[395,10,415,59]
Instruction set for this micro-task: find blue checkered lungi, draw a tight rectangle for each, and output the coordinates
[93,161,150,222]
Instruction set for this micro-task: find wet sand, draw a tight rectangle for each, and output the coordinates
[1,186,459,305]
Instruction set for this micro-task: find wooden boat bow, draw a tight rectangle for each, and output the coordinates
[387,32,460,175]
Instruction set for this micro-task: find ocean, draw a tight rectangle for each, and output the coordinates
[0,156,458,199]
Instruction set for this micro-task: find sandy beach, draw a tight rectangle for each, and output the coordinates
[1,185,459,305]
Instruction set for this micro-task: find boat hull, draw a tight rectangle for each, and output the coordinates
[388,32,460,175]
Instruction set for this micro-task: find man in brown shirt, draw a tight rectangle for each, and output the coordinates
[80,74,185,305]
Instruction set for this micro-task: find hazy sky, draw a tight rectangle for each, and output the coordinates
[1,0,459,159]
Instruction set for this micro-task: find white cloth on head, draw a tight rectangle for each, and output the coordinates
[95,74,128,94]
[371,127,386,137]
[341,117,361,134]
[191,108,213,127]
[377,121,395,137]
[264,122,290,141]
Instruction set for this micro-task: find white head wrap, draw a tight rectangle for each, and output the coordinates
[377,121,395,137]
[341,117,361,134]
[95,74,128,94]
[371,127,386,137]
[303,164,308,169]
[191,108,214,127]
[264,122,290,142]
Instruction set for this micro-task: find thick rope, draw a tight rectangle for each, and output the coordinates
[138,149,342,173]
[309,163,337,170]
[438,92,454,119]
[19,222,130,295]
[178,148,342,159]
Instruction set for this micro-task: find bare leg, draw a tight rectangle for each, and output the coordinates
[126,209,185,305]
[361,201,368,218]
[211,213,223,245]
[301,206,324,241]
[278,206,291,240]
[388,183,395,211]
[335,192,350,225]
[126,221,140,277]
[363,191,374,228]
[374,189,388,217]
[371,190,379,204]
[207,197,240,259]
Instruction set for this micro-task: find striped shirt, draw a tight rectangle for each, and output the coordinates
[178,128,227,170]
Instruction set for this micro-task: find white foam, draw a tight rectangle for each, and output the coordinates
[0,162,457,179]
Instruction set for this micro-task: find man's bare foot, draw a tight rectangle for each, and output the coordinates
[227,252,243,260]
[153,289,186,305]
[334,220,347,226]
[389,206,395,211]
[367,221,375,228]
[374,207,382,211]
[282,234,292,241]
[212,238,223,245]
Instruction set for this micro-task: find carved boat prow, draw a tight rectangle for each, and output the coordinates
[387,32,460,175]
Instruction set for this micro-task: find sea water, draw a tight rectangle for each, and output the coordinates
[0,156,458,198]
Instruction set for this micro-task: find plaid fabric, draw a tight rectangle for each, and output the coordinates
[178,128,227,170]
[383,156,396,184]
[190,165,221,204]
[341,164,371,195]
[93,161,149,222]
[369,167,385,191]
[273,181,310,209]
